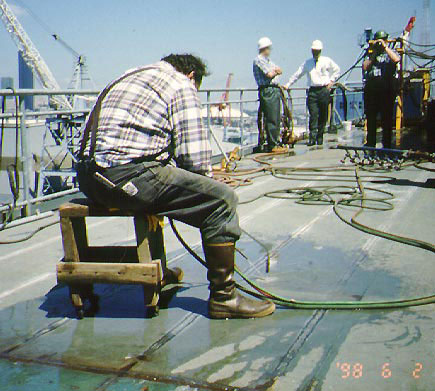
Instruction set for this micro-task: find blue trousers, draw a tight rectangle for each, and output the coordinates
[78,162,241,245]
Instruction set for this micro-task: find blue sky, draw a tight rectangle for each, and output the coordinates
[0,0,433,89]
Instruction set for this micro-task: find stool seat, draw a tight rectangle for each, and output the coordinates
[59,198,136,217]
[57,198,165,319]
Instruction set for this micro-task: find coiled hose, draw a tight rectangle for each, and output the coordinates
[171,162,435,310]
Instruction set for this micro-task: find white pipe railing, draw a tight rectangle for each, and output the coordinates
[0,84,363,221]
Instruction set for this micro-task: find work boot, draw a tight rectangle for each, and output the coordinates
[161,267,184,288]
[316,133,324,145]
[204,243,275,319]
[307,133,316,146]
[253,144,265,153]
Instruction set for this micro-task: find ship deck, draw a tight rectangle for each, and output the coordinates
[0,142,434,391]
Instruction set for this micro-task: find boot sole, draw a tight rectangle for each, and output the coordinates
[209,302,275,319]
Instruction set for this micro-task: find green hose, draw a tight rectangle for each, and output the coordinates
[170,163,435,310]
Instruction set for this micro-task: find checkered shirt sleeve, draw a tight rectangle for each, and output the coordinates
[170,83,212,175]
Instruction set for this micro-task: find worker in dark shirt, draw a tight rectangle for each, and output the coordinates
[77,54,275,319]
[363,30,400,148]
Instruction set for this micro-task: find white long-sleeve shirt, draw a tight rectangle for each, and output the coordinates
[285,56,340,88]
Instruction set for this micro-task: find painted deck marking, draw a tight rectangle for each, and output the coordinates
[0,272,54,301]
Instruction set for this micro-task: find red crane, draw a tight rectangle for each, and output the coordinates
[218,73,234,127]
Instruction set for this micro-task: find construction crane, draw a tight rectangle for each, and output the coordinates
[0,0,72,109]
[52,33,95,109]
[218,73,233,127]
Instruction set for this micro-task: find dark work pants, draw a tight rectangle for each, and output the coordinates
[259,86,281,150]
[77,162,241,245]
[307,86,330,145]
[364,85,397,148]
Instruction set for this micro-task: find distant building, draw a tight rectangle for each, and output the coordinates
[1,77,14,89]
[18,51,34,110]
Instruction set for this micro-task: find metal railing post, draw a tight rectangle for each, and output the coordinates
[19,101,31,216]
[239,90,244,156]
[206,90,211,135]
[330,90,336,132]
[204,89,231,165]
[305,90,309,135]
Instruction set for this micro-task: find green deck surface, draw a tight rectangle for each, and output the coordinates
[0,144,434,390]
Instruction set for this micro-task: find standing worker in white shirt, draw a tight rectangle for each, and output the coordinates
[285,40,340,146]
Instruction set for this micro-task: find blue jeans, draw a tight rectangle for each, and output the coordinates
[77,162,241,244]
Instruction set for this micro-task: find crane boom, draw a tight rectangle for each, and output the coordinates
[0,0,71,109]
[52,33,80,58]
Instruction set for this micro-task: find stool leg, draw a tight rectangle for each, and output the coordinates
[146,227,165,317]
[69,284,99,319]
[149,224,167,269]
[144,284,160,318]
[61,215,97,319]
[134,216,152,263]
[135,215,163,317]
[70,285,85,319]
[60,217,88,262]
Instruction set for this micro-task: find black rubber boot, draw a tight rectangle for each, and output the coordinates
[204,243,275,319]
[307,132,316,146]
[316,131,324,145]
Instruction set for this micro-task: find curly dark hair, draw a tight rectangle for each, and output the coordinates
[161,53,210,86]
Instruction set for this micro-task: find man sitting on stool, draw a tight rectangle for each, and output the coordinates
[77,54,275,319]
[285,40,340,146]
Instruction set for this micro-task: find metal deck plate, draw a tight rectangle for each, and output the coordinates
[0,148,434,390]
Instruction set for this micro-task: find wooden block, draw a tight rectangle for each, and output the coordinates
[59,198,134,217]
[57,261,162,285]
[59,201,91,218]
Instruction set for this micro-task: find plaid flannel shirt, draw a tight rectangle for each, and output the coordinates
[253,54,280,86]
[87,61,212,175]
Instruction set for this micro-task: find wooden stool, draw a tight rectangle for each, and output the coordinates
[57,198,165,319]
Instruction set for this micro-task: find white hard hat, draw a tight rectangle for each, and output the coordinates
[311,40,323,50]
[258,37,273,50]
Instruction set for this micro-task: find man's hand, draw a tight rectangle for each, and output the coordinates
[274,67,283,76]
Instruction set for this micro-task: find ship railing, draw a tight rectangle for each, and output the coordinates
[0,84,363,223]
